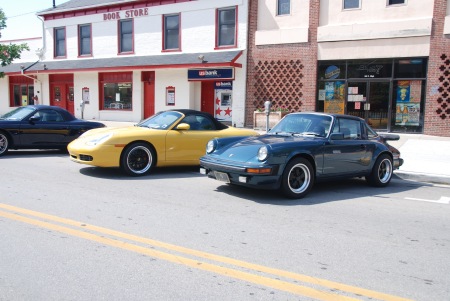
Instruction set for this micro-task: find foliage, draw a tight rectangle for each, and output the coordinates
[0,8,30,78]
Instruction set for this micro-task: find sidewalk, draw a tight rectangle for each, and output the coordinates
[99,120,450,186]
[388,134,450,185]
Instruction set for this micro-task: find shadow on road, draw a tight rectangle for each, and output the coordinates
[212,175,431,205]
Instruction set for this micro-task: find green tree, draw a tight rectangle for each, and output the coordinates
[0,8,30,78]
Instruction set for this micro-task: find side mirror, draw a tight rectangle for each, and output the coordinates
[29,116,40,122]
[176,123,190,131]
[330,133,344,140]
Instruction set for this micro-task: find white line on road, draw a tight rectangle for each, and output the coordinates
[405,196,450,204]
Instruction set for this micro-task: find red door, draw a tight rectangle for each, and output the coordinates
[143,71,155,118]
[201,81,215,115]
[49,74,75,115]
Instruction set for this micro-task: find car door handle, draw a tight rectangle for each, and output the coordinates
[360,144,366,150]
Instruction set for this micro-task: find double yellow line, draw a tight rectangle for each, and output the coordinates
[0,203,411,301]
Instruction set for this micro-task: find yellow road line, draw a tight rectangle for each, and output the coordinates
[0,203,412,301]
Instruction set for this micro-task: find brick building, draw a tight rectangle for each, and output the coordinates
[246,0,450,136]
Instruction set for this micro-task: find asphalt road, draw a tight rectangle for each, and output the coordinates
[1,149,449,301]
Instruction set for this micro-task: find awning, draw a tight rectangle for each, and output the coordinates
[1,50,243,75]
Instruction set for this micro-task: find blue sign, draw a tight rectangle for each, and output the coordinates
[188,68,234,81]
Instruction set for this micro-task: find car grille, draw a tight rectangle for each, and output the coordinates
[79,154,93,161]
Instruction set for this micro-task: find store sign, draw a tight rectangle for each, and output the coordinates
[103,8,149,21]
[188,68,234,81]
[215,81,233,90]
[357,64,384,78]
[325,65,340,79]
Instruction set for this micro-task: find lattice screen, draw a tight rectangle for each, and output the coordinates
[436,54,450,119]
[252,60,304,112]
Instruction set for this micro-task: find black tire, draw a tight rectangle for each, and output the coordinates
[120,142,155,176]
[0,132,10,157]
[366,154,393,187]
[280,157,314,199]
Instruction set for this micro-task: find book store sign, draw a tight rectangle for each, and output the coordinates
[188,68,234,81]
[103,8,149,20]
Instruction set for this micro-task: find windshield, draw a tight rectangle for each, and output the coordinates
[0,107,35,121]
[269,113,332,137]
[136,111,183,129]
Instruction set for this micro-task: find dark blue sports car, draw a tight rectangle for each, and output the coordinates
[0,105,105,156]
[200,112,404,199]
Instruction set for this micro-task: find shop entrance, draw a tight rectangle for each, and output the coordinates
[49,74,74,115]
[346,81,390,130]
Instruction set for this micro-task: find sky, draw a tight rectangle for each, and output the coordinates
[0,1,62,41]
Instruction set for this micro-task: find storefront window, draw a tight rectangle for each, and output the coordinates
[103,83,132,110]
[390,80,425,133]
[347,59,392,78]
[394,58,427,78]
[317,58,427,133]
[318,61,346,80]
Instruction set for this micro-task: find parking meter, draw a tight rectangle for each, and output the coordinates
[264,101,272,115]
[264,101,272,132]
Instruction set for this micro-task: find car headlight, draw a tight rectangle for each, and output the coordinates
[85,133,113,146]
[257,146,268,161]
[206,140,216,154]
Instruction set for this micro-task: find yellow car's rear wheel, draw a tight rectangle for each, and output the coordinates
[121,142,155,176]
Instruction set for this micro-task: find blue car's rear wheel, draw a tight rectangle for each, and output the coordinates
[281,157,314,199]
[366,154,393,187]
[121,142,155,176]
[0,132,9,157]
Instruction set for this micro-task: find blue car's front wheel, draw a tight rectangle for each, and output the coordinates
[281,157,314,199]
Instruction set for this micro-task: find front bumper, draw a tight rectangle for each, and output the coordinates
[199,157,282,190]
[68,143,123,167]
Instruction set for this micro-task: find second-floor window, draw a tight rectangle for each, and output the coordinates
[343,0,360,9]
[78,24,92,56]
[388,0,405,5]
[163,14,180,50]
[54,27,66,58]
[216,7,236,48]
[119,19,133,53]
[277,0,290,15]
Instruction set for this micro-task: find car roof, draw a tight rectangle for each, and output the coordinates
[26,105,77,120]
[289,111,364,122]
[167,109,228,130]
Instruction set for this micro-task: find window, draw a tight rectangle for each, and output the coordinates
[78,24,92,56]
[54,27,66,58]
[119,19,133,53]
[388,0,405,5]
[277,0,290,15]
[163,14,180,50]
[100,72,133,110]
[216,7,236,47]
[343,0,360,9]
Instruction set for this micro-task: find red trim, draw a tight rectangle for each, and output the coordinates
[161,13,182,52]
[77,23,93,57]
[54,27,67,59]
[118,19,135,54]
[41,0,193,20]
[215,6,238,49]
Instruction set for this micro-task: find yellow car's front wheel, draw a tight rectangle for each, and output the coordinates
[121,142,155,176]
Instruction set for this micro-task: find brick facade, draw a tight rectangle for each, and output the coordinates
[245,0,320,127]
[424,0,450,136]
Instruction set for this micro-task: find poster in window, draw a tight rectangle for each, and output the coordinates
[395,80,420,126]
[324,81,345,114]
[166,86,175,106]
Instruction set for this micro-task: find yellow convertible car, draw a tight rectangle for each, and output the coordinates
[68,109,259,176]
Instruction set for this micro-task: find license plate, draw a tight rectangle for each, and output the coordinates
[214,171,230,183]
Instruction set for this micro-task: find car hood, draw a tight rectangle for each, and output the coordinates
[77,125,163,140]
[212,134,323,163]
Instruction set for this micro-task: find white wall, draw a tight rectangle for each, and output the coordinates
[318,0,434,60]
